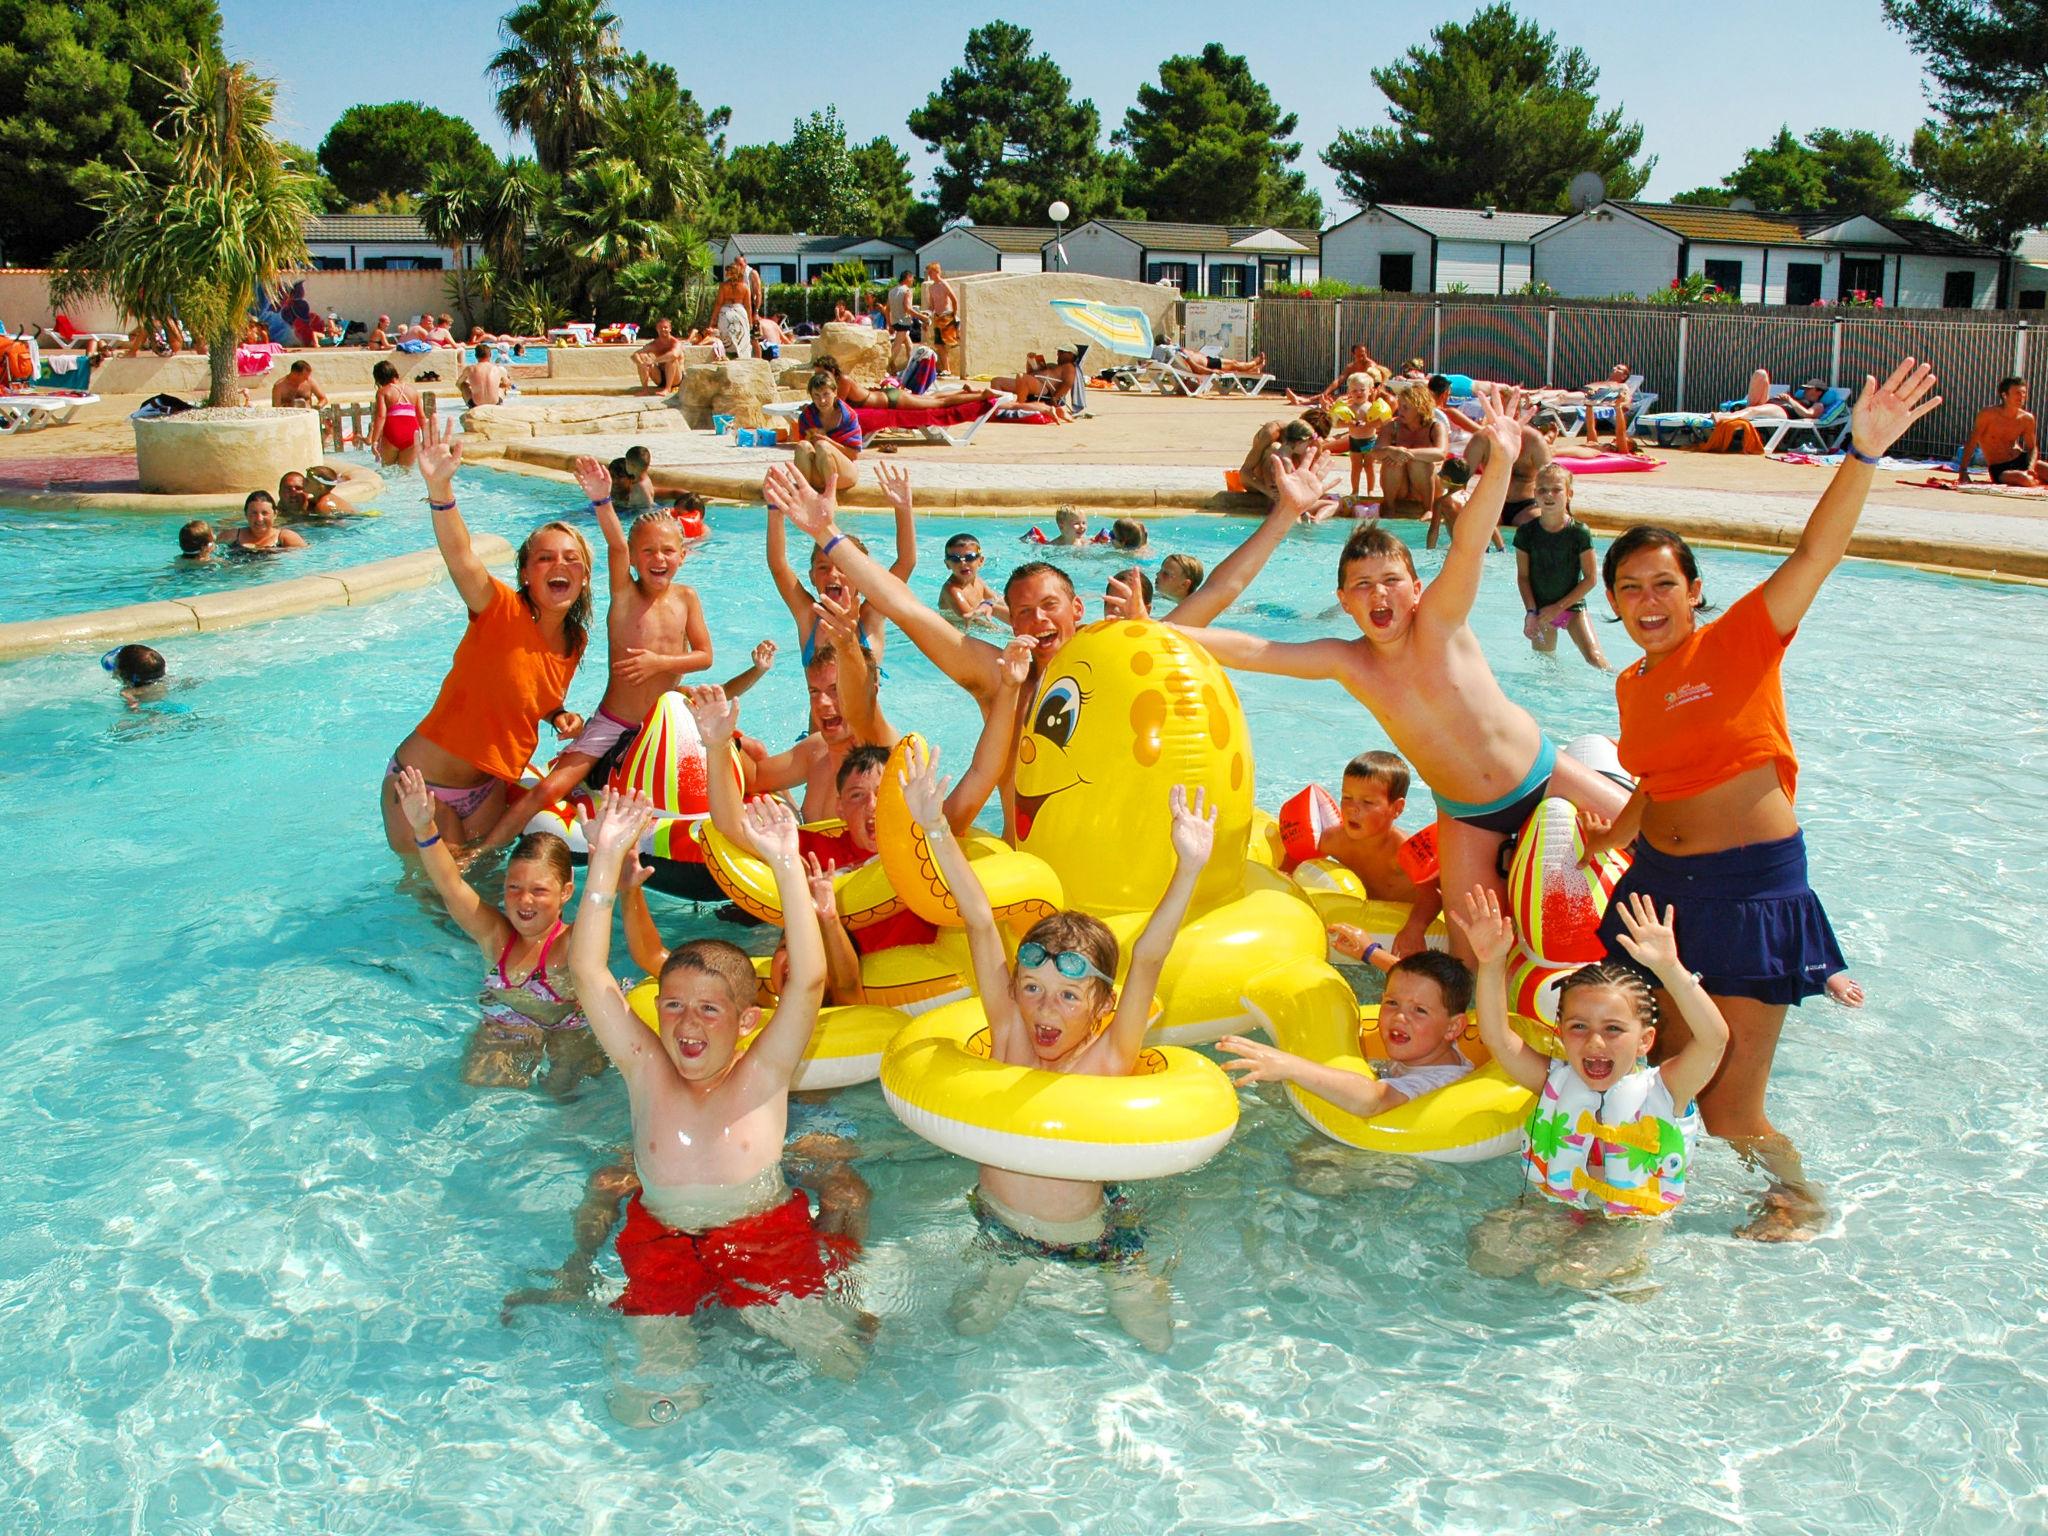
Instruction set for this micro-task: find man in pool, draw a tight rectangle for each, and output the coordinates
[1461,400,1553,530]
[270,360,326,410]
[276,468,345,518]
[761,452,1334,838]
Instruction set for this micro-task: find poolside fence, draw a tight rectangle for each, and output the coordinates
[1250,296,2038,459]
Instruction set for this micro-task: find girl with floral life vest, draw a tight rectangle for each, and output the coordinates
[1454,887,1729,1291]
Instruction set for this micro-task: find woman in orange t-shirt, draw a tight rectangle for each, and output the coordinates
[378,413,595,857]
[1584,359,1940,1243]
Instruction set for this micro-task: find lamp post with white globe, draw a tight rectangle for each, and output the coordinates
[1048,200,1070,272]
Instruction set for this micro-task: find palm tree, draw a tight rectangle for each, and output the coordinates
[598,55,711,220]
[488,0,625,175]
[544,155,666,312]
[55,55,313,408]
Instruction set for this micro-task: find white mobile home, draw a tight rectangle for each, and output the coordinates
[917,225,1051,276]
[304,214,478,271]
[713,234,917,286]
[1046,219,1320,296]
[1320,204,1558,295]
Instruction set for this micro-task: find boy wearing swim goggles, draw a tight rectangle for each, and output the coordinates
[901,741,1216,1353]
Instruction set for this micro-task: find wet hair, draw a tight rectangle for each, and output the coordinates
[1388,950,1474,1016]
[110,643,166,685]
[1601,525,1711,613]
[1999,375,2024,395]
[1016,910,1120,1008]
[1426,373,1450,395]
[836,743,891,789]
[628,507,682,545]
[1535,462,1574,502]
[1280,420,1315,446]
[1299,406,1333,437]
[1343,749,1410,802]
[243,490,276,515]
[178,519,214,554]
[608,456,631,478]
[1338,523,1418,583]
[1054,504,1082,526]
[515,520,595,650]
[1438,457,1472,487]
[672,491,706,513]
[625,445,651,470]
[943,531,982,555]
[372,360,399,386]
[1158,552,1204,593]
[1557,959,1658,1031]
[506,830,574,886]
[1005,560,1077,601]
[659,937,757,1014]
[1110,517,1147,549]
[1111,566,1153,606]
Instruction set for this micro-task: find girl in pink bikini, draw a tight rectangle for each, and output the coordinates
[370,359,424,470]
[394,765,611,1093]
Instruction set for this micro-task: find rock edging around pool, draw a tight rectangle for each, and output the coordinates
[0,534,514,662]
[3,464,387,515]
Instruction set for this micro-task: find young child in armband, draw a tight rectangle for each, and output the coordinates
[178,520,215,560]
[1314,749,1444,965]
[902,743,1215,1354]
[484,456,714,845]
[1215,949,1476,1118]
[1453,886,1728,1290]
[568,791,869,1421]
[392,766,607,1093]
[937,531,1007,626]
[1514,464,1611,671]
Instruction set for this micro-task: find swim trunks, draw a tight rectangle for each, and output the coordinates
[1500,496,1538,527]
[1987,454,2031,480]
[565,704,641,788]
[1348,435,1377,455]
[969,1184,1145,1267]
[1431,737,1558,835]
[613,1188,854,1316]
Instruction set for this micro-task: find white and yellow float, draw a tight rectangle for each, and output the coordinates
[625,976,904,1090]
[879,997,1239,1180]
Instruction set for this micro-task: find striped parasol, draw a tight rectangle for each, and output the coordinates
[1049,299,1155,359]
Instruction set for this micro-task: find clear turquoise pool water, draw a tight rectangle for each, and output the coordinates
[3,479,2046,1532]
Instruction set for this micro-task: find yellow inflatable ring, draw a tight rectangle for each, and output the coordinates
[740,937,976,1017]
[698,816,905,931]
[626,977,906,1090]
[1288,857,1449,953]
[1261,983,1557,1162]
[874,733,1062,931]
[879,998,1239,1180]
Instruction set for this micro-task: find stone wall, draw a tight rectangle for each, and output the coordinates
[954,272,1181,378]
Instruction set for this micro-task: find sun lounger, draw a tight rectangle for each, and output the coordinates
[0,389,100,433]
[1758,388,1853,454]
[763,392,1013,447]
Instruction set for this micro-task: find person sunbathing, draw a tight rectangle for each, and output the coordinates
[1158,342,1268,377]
[807,356,995,413]
[988,351,1078,418]
[1718,371,1823,423]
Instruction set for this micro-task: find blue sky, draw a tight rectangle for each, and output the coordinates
[223,0,1935,216]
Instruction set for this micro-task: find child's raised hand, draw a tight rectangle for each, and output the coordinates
[1849,357,1941,459]
[810,591,861,654]
[590,790,658,861]
[750,638,777,672]
[899,740,948,832]
[417,411,462,497]
[1269,445,1333,519]
[394,765,438,839]
[742,794,802,867]
[1215,1035,1293,1086]
[1607,893,1681,977]
[1104,569,1150,620]
[1474,384,1525,463]
[1168,784,1217,868]
[994,634,1035,689]
[1328,922,1369,960]
[684,684,738,744]
[1449,886,1516,967]
[804,852,840,922]
[762,462,837,541]
[875,459,912,511]
[571,454,611,503]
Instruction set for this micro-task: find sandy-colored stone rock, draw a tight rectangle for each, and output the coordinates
[811,323,891,383]
[953,272,1180,379]
[776,361,817,389]
[676,360,780,429]
[133,408,324,494]
[462,395,687,441]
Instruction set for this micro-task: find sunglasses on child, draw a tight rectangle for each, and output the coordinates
[1016,941,1113,985]
[945,549,982,564]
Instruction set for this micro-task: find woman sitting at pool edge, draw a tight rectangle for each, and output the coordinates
[378,412,594,858]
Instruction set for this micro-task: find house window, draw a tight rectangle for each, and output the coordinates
[1839,256,1884,301]
[1702,259,1744,297]
[1213,264,1248,298]
[363,256,443,271]
[1943,270,1977,308]
[309,255,347,271]
[864,259,892,279]
[1784,262,1823,306]
[1259,257,1291,292]
[1146,262,1191,290]
[2021,290,2046,311]
[755,263,792,285]
[1379,252,1414,292]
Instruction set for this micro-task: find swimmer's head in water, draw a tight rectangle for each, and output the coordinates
[1554,960,1657,1089]
[1110,517,1147,551]
[1013,619,1252,914]
[1337,525,1422,645]
[503,831,574,940]
[1003,562,1084,661]
[836,744,889,850]
[1156,553,1203,601]
[104,643,166,686]
[655,939,761,1079]
[178,519,214,556]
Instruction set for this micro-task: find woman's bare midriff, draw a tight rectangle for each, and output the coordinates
[1641,763,1799,855]
[390,729,490,787]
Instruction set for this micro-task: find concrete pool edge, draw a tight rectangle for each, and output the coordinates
[484,451,2048,586]
[0,534,514,661]
[2,465,389,515]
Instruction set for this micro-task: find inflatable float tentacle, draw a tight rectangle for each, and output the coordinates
[875,734,1064,931]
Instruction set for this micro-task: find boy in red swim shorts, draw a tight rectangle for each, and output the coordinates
[570,790,868,1422]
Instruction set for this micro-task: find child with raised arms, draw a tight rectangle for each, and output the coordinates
[902,744,1215,1353]
[1182,386,1629,963]
[1454,887,1727,1289]
[484,455,713,845]
[1514,463,1610,671]
[393,766,606,1093]
[569,791,867,1419]
[768,458,917,669]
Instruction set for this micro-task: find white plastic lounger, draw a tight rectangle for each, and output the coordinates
[1212,371,1274,397]
[0,391,99,432]
[1758,389,1854,453]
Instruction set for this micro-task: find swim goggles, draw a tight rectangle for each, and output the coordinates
[1016,941,1113,985]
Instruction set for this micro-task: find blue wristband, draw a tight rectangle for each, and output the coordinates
[414,833,442,849]
[822,532,846,558]
[1845,444,1881,466]
[427,498,456,512]
[591,495,613,506]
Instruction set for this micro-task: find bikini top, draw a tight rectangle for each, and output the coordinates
[799,616,874,669]
[479,921,585,1030]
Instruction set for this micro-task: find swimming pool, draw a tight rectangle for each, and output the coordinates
[3,482,2045,1532]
